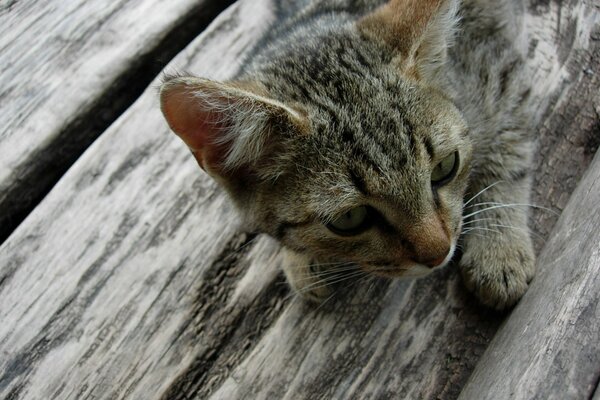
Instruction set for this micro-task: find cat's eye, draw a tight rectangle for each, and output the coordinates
[431,151,459,186]
[327,206,371,236]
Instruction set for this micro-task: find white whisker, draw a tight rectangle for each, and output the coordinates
[292,265,360,283]
[283,261,354,270]
[460,231,490,239]
[461,217,495,226]
[296,270,366,295]
[488,223,546,242]
[463,203,559,220]
[463,226,502,235]
[464,181,504,206]
[313,290,338,311]
[465,202,559,215]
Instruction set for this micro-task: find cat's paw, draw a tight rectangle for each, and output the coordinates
[281,248,332,303]
[459,234,535,310]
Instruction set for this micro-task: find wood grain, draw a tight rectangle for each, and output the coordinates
[525,0,600,251]
[0,0,598,399]
[458,150,600,400]
[0,0,235,242]
[0,2,285,398]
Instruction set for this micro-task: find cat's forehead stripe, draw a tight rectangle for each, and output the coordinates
[257,27,427,175]
[424,137,435,159]
[349,167,369,195]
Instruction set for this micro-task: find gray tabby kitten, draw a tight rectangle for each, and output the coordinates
[160,0,535,310]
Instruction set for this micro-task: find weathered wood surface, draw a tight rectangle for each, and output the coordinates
[526,0,600,248]
[0,0,598,399]
[458,146,600,399]
[0,0,235,243]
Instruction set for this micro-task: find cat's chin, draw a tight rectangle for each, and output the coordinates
[363,264,434,279]
[361,243,456,279]
[361,242,457,279]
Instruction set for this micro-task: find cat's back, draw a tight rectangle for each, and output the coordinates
[245,0,526,78]
[444,0,533,138]
[241,0,387,72]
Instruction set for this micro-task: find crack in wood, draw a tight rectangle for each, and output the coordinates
[158,233,294,399]
[0,0,236,245]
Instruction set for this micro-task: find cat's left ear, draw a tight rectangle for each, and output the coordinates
[160,76,308,180]
[358,0,460,80]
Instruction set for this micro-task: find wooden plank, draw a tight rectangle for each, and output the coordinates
[458,150,600,400]
[0,2,285,398]
[0,0,598,399]
[0,0,235,242]
[525,0,600,250]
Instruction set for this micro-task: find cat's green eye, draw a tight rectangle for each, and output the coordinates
[431,151,459,186]
[327,206,371,236]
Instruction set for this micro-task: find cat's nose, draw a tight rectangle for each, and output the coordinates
[404,214,451,268]
[420,251,450,268]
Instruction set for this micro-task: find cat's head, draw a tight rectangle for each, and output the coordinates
[160,0,471,277]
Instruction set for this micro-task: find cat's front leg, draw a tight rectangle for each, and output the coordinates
[459,179,536,310]
[281,247,332,303]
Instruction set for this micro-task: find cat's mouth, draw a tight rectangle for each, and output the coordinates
[360,242,456,278]
[361,263,434,279]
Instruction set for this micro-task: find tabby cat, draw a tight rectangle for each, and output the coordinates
[160,0,535,310]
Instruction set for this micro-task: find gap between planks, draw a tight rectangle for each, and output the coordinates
[0,0,236,245]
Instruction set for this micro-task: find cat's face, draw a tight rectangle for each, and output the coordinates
[161,73,471,277]
[159,0,470,277]
[252,81,471,277]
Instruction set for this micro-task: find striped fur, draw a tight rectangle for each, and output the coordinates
[160,0,536,310]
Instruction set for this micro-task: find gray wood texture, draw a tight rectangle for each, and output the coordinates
[459,149,600,400]
[0,0,234,242]
[0,0,598,399]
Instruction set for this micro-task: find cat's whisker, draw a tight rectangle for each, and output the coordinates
[343,271,371,290]
[488,223,546,242]
[311,265,359,275]
[462,226,502,235]
[365,276,379,297]
[311,265,361,277]
[296,268,373,309]
[461,217,496,226]
[465,202,559,214]
[320,269,368,286]
[463,220,545,242]
[313,290,338,311]
[225,234,261,256]
[292,265,361,284]
[283,259,353,268]
[463,181,505,206]
[297,270,367,294]
[284,260,355,271]
[346,273,375,297]
[461,231,490,239]
[462,203,559,220]
[292,273,350,293]
[464,201,505,209]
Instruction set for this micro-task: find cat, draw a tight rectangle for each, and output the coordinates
[159,0,536,310]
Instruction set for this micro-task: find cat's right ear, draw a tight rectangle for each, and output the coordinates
[160,76,308,179]
[358,0,460,80]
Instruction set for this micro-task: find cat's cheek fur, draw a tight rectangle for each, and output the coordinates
[280,247,333,302]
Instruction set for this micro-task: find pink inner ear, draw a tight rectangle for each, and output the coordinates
[160,84,229,170]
